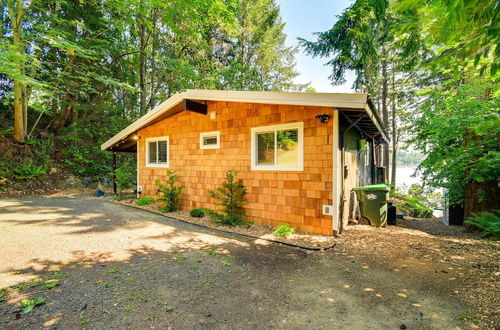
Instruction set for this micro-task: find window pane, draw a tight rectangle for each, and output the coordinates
[148,142,157,164]
[158,140,168,164]
[257,132,275,165]
[203,136,217,145]
[276,129,298,165]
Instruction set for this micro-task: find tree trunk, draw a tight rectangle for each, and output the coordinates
[390,65,397,187]
[464,182,500,218]
[139,0,147,115]
[381,58,389,182]
[8,0,26,143]
[148,10,157,110]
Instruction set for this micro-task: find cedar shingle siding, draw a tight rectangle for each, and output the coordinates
[138,101,334,235]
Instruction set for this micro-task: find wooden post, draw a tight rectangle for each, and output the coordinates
[112,151,117,194]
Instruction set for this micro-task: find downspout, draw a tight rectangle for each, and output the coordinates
[371,136,377,184]
[112,151,117,194]
[332,110,341,235]
[136,141,140,198]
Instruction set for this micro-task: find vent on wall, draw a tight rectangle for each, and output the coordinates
[322,204,334,216]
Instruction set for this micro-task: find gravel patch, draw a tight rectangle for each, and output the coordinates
[112,200,336,250]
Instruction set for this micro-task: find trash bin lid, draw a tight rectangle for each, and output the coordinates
[352,184,390,191]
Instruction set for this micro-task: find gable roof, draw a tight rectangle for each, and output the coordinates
[101,89,388,151]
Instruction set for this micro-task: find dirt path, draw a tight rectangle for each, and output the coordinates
[0,194,497,329]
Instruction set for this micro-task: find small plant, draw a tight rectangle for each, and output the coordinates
[19,297,45,314]
[209,169,248,226]
[115,166,134,200]
[12,162,46,180]
[136,196,154,206]
[207,249,218,256]
[0,288,8,301]
[156,170,185,212]
[458,309,480,323]
[220,257,231,266]
[273,224,295,237]
[108,267,118,274]
[464,211,500,239]
[42,281,59,289]
[190,208,205,218]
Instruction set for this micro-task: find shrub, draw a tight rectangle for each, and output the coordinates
[115,166,134,199]
[391,184,437,218]
[156,170,185,212]
[136,196,154,206]
[19,297,45,314]
[12,163,46,180]
[190,208,205,218]
[464,211,500,239]
[209,169,247,226]
[273,224,295,237]
[396,195,434,218]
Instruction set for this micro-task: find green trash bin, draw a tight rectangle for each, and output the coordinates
[352,184,390,227]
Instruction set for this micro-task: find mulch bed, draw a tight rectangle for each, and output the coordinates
[110,199,337,250]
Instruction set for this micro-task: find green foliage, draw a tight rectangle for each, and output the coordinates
[207,249,218,256]
[458,309,480,323]
[391,184,438,218]
[115,164,135,199]
[0,288,8,301]
[190,208,205,218]
[464,211,500,240]
[411,80,499,205]
[156,170,185,212]
[19,297,45,314]
[136,196,154,206]
[273,224,295,237]
[11,162,46,180]
[209,169,248,226]
[220,257,231,266]
[1,0,297,191]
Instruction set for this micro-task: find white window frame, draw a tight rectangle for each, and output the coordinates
[251,122,304,171]
[145,136,170,168]
[200,131,220,149]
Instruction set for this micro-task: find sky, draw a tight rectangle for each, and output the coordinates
[277,0,355,93]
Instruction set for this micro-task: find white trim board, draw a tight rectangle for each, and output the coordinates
[101,89,385,151]
[145,136,170,168]
[200,131,220,149]
[250,122,304,172]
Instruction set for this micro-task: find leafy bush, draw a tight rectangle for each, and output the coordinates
[190,208,205,218]
[136,196,154,206]
[464,211,500,239]
[115,165,134,199]
[156,170,185,212]
[273,224,295,237]
[12,163,46,180]
[391,184,438,218]
[209,169,247,226]
[19,297,45,314]
[396,195,433,218]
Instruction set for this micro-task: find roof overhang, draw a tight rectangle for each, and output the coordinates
[101,89,389,152]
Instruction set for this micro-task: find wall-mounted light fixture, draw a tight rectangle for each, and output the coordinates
[132,135,141,141]
[315,113,330,124]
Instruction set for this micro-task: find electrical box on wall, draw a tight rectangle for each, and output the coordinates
[322,204,334,216]
[137,185,143,192]
[210,111,216,120]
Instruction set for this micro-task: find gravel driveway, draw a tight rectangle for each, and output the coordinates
[0,194,488,329]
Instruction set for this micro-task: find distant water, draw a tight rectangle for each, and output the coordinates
[392,166,443,217]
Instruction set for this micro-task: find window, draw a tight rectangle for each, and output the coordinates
[146,137,169,167]
[200,131,220,149]
[251,122,304,171]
